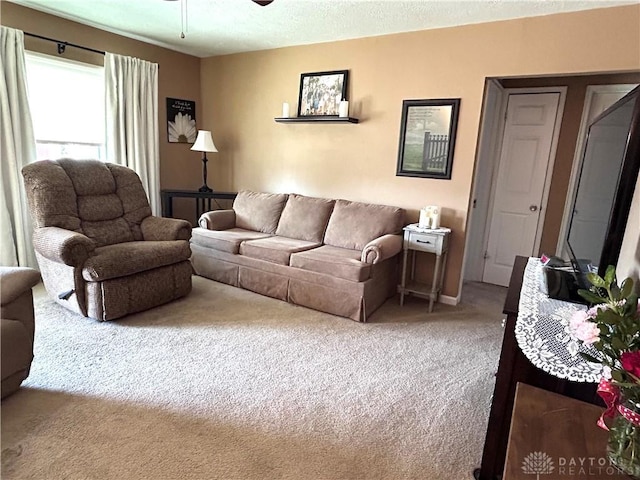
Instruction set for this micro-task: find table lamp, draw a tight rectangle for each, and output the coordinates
[190,130,218,193]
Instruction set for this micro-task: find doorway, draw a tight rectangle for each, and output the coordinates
[463,73,640,289]
[465,86,566,287]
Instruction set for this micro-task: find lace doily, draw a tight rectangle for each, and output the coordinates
[515,257,603,383]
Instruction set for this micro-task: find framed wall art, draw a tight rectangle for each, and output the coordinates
[167,97,197,143]
[297,70,348,117]
[396,98,460,179]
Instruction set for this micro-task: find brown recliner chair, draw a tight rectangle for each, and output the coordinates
[22,159,193,321]
[1,266,41,399]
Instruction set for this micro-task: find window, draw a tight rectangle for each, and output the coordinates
[25,52,105,161]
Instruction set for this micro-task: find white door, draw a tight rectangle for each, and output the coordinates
[482,93,562,286]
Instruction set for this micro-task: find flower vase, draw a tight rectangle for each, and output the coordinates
[607,398,640,479]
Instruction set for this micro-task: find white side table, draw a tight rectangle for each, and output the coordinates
[398,225,451,312]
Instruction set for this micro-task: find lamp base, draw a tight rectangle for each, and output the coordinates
[199,185,213,193]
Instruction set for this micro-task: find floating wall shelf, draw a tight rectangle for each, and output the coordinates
[274,116,359,124]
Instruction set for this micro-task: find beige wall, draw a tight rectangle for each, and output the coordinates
[200,5,640,298]
[3,3,640,299]
[1,2,203,222]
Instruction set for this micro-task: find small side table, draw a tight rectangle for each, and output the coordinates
[398,225,450,312]
[160,189,237,220]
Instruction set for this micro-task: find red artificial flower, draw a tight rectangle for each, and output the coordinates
[621,351,640,378]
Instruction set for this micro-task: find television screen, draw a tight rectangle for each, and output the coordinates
[566,85,640,278]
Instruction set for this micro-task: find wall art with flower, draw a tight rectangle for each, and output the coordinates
[167,98,197,143]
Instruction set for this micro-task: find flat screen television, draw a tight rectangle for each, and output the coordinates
[553,84,640,301]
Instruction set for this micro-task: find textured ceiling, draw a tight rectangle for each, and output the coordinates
[9,0,638,58]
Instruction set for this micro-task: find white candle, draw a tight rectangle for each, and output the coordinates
[431,207,441,229]
[338,100,349,118]
[419,209,431,228]
[282,102,290,118]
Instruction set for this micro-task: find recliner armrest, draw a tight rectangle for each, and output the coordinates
[141,216,192,241]
[0,267,41,306]
[361,234,403,264]
[199,210,236,230]
[33,227,95,267]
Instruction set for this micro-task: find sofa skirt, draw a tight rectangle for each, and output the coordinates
[191,243,398,322]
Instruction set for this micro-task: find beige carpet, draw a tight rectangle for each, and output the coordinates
[1,277,505,480]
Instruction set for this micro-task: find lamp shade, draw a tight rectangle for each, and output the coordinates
[190,130,218,153]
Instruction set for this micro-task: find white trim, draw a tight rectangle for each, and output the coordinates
[501,87,567,256]
[439,294,459,306]
[462,79,506,285]
[556,83,638,256]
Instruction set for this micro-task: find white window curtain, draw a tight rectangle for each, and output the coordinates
[104,52,160,215]
[0,26,37,268]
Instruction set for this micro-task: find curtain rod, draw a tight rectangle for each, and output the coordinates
[24,31,105,56]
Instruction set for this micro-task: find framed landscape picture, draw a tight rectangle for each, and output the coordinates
[297,70,348,117]
[396,98,460,179]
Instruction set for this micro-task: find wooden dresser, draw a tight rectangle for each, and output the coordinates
[476,256,600,480]
[503,383,608,480]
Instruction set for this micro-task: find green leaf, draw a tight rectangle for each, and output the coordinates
[611,283,621,301]
[587,272,607,288]
[599,310,621,325]
[579,352,602,364]
[627,294,639,314]
[621,278,634,298]
[604,265,617,286]
[612,369,625,382]
[613,381,640,389]
[578,289,607,304]
[611,337,626,351]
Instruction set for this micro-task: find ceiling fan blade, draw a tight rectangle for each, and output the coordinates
[252,0,274,5]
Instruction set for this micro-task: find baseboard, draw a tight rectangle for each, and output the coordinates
[439,294,459,306]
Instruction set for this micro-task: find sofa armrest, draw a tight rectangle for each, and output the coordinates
[141,216,192,241]
[361,234,403,264]
[198,210,236,230]
[33,227,95,267]
[0,267,41,307]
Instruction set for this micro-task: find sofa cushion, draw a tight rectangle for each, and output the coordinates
[240,236,321,266]
[323,199,405,251]
[290,245,371,282]
[233,190,288,234]
[191,227,272,254]
[82,240,191,281]
[275,194,335,242]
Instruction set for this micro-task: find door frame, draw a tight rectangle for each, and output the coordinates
[462,79,506,282]
[555,83,638,256]
[463,85,567,285]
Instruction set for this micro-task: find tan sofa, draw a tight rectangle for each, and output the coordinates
[190,191,406,322]
[1,267,41,399]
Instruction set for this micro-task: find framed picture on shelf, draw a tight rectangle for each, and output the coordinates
[167,97,197,143]
[396,98,460,179]
[297,70,348,117]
